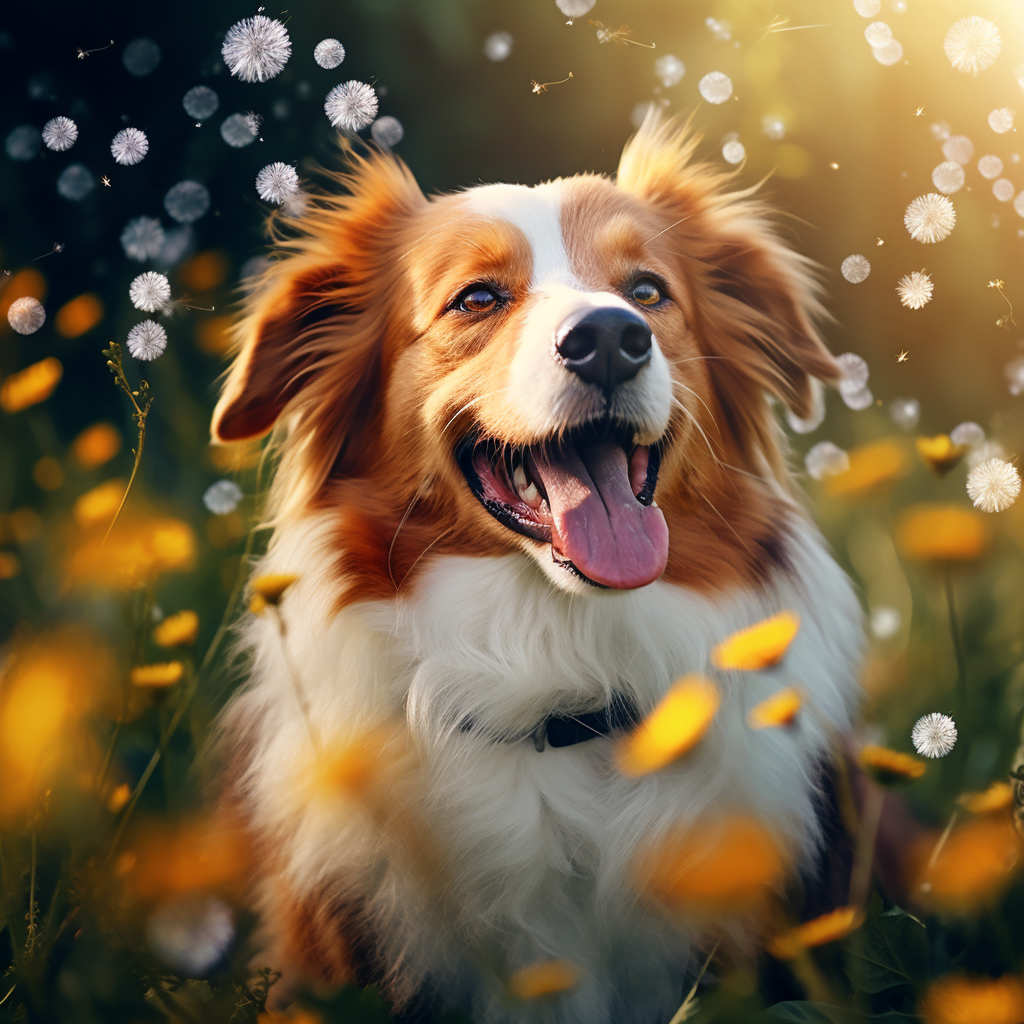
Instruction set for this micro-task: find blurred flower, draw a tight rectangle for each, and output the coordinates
[153,610,199,648]
[864,21,891,46]
[129,272,171,312]
[325,81,378,131]
[55,293,104,338]
[108,782,131,812]
[712,612,800,671]
[56,163,94,201]
[890,397,920,430]
[121,216,165,262]
[146,893,235,975]
[944,17,1001,74]
[483,32,512,62]
[41,115,77,152]
[0,357,62,412]
[917,434,968,476]
[314,37,346,69]
[654,54,685,87]
[978,154,1003,179]
[7,295,45,335]
[250,573,298,606]
[122,37,161,76]
[705,17,732,41]
[1005,357,1024,396]
[837,352,869,391]
[164,180,210,223]
[988,108,1014,134]
[854,0,881,16]
[126,320,168,361]
[871,39,903,66]
[899,504,989,561]
[74,481,125,530]
[747,688,802,730]
[967,458,1020,513]
[697,72,732,104]
[840,254,870,284]
[841,385,873,411]
[969,440,1007,470]
[912,713,958,758]
[183,85,219,120]
[993,179,1015,203]
[370,116,404,149]
[203,479,243,514]
[0,552,20,579]
[222,15,292,83]
[33,456,63,490]
[949,421,985,449]
[921,975,1024,1024]
[131,662,185,688]
[615,675,720,777]
[959,781,1014,816]
[255,162,299,205]
[942,135,974,164]
[722,140,745,164]
[859,744,925,784]
[244,111,263,137]
[870,606,901,639]
[68,516,196,590]
[768,906,864,959]
[905,194,956,243]
[931,161,965,194]
[556,0,595,16]
[827,440,908,497]
[6,124,41,161]
[805,441,849,480]
[507,961,580,1000]
[761,115,786,140]
[897,270,934,309]
[180,251,228,292]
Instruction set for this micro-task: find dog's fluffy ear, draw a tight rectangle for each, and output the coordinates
[212,149,426,444]
[617,113,838,425]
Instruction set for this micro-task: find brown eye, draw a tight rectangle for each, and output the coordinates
[458,286,500,313]
[630,279,662,307]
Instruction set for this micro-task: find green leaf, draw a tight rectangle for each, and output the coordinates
[845,906,928,994]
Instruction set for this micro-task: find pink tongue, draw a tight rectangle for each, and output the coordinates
[530,442,668,589]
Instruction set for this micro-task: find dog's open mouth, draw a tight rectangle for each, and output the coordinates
[457,423,669,590]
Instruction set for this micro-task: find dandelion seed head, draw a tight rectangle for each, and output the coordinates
[123,37,161,76]
[146,894,234,976]
[654,54,685,87]
[897,270,933,309]
[912,713,957,758]
[56,164,94,202]
[370,115,404,149]
[203,480,244,515]
[111,128,149,166]
[989,107,1015,134]
[220,113,257,149]
[872,38,903,66]
[314,38,346,69]
[931,161,965,194]
[853,0,881,16]
[483,32,512,62]
[942,135,974,164]
[222,15,291,83]
[41,116,77,152]
[978,154,1003,179]
[129,272,171,312]
[840,254,871,284]
[325,81,378,131]
[761,115,786,140]
[950,422,985,449]
[864,22,891,47]
[842,386,874,411]
[836,352,870,393]
[6,125,41,161]
[890,397,920,429]
[993,179,1015,203]
[705,17,732,42]
[870,606,901,639]
[7,297,45,335]
[183,85,219,121]
[698,71,732,105]
[121,217,165,262]
[556,0,595,16]
[255,162,299,204]
[164,180,210,223]
[805,442,849,480]
[944,17,1001,74]
[904,193,956,243]
[967,458,1021,512]
[722,140,745,164]
[126,320,168,361]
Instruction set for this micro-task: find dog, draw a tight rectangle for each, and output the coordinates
[211,114,863,1024]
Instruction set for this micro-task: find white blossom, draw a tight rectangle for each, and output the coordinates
[325,81,378,131]
[126,320,168,361]
[978,155,1003,179]
[314,38,346,69]
[864,22,891,47]
[203,480,244,515]
[993,179,1015,203]
[555,0,595,16]
[42,116,77,152]
[967,458,1021,512]
[255,162,299,205]
[904,194,956,243]
[853,0,881,16]
[872,38,903,66]
[698,71,732,104]
[111,128,149,166]
[931,161,964,194]
[944,17,1001,74]
[722,140,745,164]
[896,271,933,309]
[129,272,171,312]
[7,297,45,335]
[221,15,291,83]
[840,254,870,283]
[988,108,1014,133]
[911,713,957,758]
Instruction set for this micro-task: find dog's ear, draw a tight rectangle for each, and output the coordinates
[212,149,426,445]
[617,114,838,424]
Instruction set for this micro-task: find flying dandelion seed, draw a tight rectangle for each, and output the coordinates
[129,272,171,312]
[222,15,291,83]
[967,458,1021,512]
[853,0,881,16]
[705,17,732,41]
[897,271,933,309]
[805,442,849,480]
[371,116,404,148]
[126,320,168,361]
[483,32,513,62]
[942,135,974,165]
[325,81,378,131]
[6,125,41,161]
[872,39,903,66]
[123,37,161,76]
[556,0,595,16]
[255,162,299,205]
[944,17,1001,74]
[220,113,257,148]
[931,161,965,194]
[890,397,920,429]
[864,22,891,46]
[836,352,870,393]
[698,71,732,104]
[950,421,985,449]
[722,140,745,164]
[7,297,45,335]
[654,54,685,87]
[870,606,901,639]
[314,38,346,69]
[164,181,209,223]
[904,194,956,243]
[978,154,1003,179]
[840,254,871,284]
[203,480,244,514]
[110,128,148,166]
[761,115,786,140]
[183,85,219,121]
[121,216,165,261]
[41,116,77,152]
[912,713,958,758]
[1006,357,1024,395]
[56,164,94,201]
[993,179,1015,203]
[146,894,234,976]
[989,108,1015,133]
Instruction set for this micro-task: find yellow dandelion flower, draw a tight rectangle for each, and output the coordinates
[131,661,185,687]
[250,573,299,605]
[917,434,968,476]
[153,610,199,647]
[72,422,121,468]
[747,687,803,730]
[108,782,131,812]
[826,440,908,497]
[0,357,63,413]
[249,593,268,615]
[73,479,125,529]
[711,612,800,671]
[859,744,926,785]
[768,905,865,959]
[615,675,720,777]
[54,293,104,338]
[959,781,1014,816]
[507,960,580,1000]
[921,974,1024,1024]
[898,504,989,562]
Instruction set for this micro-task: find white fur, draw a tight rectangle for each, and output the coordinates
[224,512,862,1023]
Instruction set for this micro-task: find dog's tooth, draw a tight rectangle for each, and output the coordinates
[513,463,528,491]
[521,481,541,508]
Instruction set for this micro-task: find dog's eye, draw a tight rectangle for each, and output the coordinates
[457,286,500,313]
[630,279,662,307]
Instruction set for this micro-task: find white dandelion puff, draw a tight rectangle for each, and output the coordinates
[314,38,346,69]
[840,254,871,284]
[988,108,1014,133]
[483,32,512,62]
[370,116,404,148]
[805,442,849,480]
[942,135,974,165]
[912,713,957,758]
[183,85,219,121]
[1005,357,1024,396]
[968,440,1005,470]
[121,217,165,261]
[111,128,149,166]
[722,140,745,164]
[761,115,786,140]
[126,320,168,361]
[654,54,685,87]
[255,162,299,204]
[950,422,985,449]
[897,271,933,309]
[842,385,874,411]
[853,0,881,16]
[904,194,956,243]
[325,81,378,131]
[164,180,210,223]
[56,164,94,201]
[221,15,291,83]
[556,0,595,16]
[705,17,732,42]
[129,272,171,312]
[244,111,263,137]
[6,125,41,161]
[967,458,1021,512]
[42,116,77,152]
[698,71,732,104]
[870,606,901,640]
[993,179,1015,203]
[872,38,903,66]
[930,121,952,142]
[931,161,964,194]
[220,113,257,148]
[7,297,46,335]
[145,894,234,976]
[978,155,1003,179]
[123,37,161,77]
[1015,192,1024,219]
[203,480,244,515]
[864,22,891,47]
[890,397,920,430]
[836,352,870,393]
[944,17,1000,74]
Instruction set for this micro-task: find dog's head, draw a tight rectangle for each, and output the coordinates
[213,115,838,598]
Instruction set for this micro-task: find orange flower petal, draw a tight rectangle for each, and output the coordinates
[712,612,800,671]
[0,357,63,413]
[507,960,580,1000]
[921,975,1024,1024]
[153,610,199,648]
[959,781,1014,816]
[826,440,908,497]
[767,906,864,959]
[898,504,989,562]
[130,662,185,688]
[747,687,803,730]
[250,573,299,605]
[858,744,926,784]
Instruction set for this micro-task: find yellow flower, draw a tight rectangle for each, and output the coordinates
[250,573,299,606]
[959,781,1014,816]
[54,293,104,339]
[767,906,865,959]
[131,662,185,688]
[921,975,1024,1024]
[68,517,197,591]
[72,422,121,469]
[108,782,131,812]
[0,357,63,413]
[153,610,199,647]
[615,675,720,777]
[858,744,926,785]
[826,440,908,498]
[507,960,580,1000]
[917,434,969,477]
[711,612,800,671]
[747,687,803,730]
[899,504,989,562]
[73,479,125,528]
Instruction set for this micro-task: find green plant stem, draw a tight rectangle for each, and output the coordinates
[25,831,37,953]
[850,781,886,910]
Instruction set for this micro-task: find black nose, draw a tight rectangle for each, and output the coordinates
[553,307,653,393]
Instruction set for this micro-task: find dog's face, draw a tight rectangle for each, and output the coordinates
[213,118,838,598]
